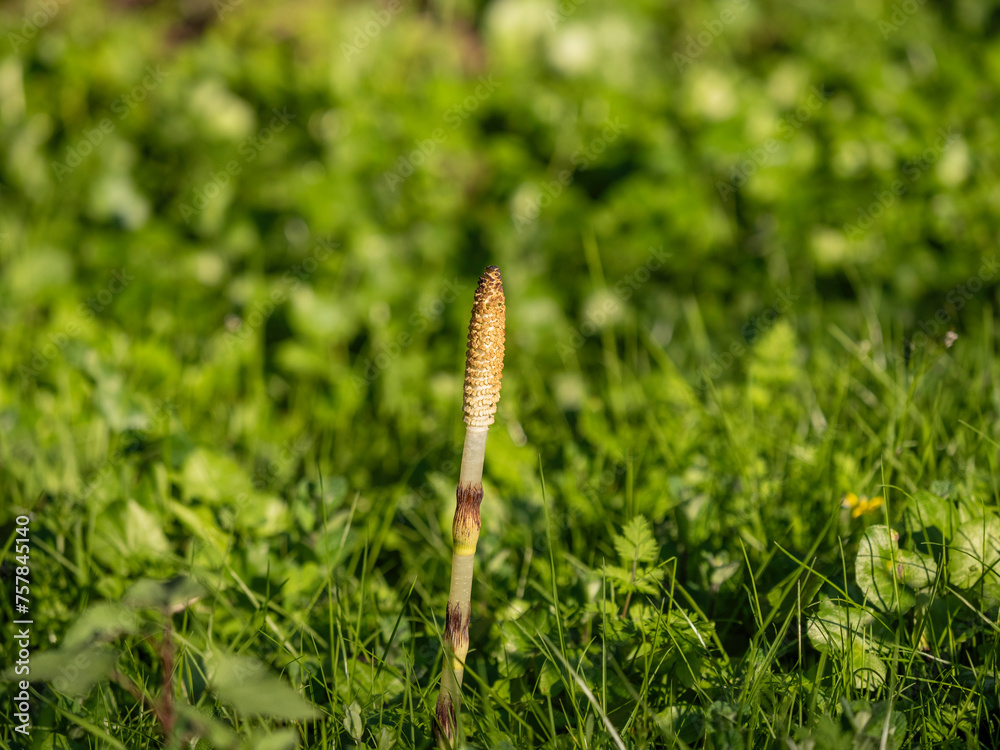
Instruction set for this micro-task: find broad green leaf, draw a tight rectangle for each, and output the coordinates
[181,447,254,504]
[19,647,117,695]
[63,603,140,649]
[124,499,170,560]
[209,653,320,721]
[377,727,397,750]
[344,700,363,742]
[928,480,955,500]
[662,621,706,688]
[855,525,922,613]
[846,641,886,689]
[794,714,854,749]
[896,549,938,590]
[175,703,238,747]
[232,492,291,537]
[250,729,299,750]
[806,600,875,654]
[123,576,206,611]
[168,499,229,553]
[657,705,704,744]
[949,515,1000,604]
[539,658,563,695]
[853,700,907,747]
[902,489,955,555]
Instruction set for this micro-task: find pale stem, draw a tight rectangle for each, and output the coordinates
[459,426,488,487]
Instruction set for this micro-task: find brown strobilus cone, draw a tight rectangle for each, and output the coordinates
[434,265,505,748]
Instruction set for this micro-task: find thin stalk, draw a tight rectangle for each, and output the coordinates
[435,266,506,748]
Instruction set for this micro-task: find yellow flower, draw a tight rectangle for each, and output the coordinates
[842,493,884,518]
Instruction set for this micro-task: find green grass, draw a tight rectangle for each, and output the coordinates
[3,258,998,748]
[2,0,1000,747]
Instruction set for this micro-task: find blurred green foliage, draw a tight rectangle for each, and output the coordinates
[1,0,1000,747]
